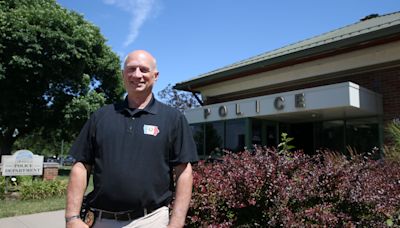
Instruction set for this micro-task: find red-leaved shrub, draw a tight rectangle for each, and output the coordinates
[187,147,400,227]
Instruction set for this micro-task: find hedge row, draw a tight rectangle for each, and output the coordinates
[187,147,400,227]
[0,176,67,200]
[19,179,67,200]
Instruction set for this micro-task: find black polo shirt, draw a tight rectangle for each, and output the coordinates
[69,95,198,211]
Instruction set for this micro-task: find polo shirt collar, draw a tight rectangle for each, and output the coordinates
[116,94,159,115]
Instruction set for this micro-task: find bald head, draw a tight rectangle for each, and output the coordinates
[122,50,159,99]
[123,50,158,72]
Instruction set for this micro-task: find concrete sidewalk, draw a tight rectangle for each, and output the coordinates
[0,210,65,228]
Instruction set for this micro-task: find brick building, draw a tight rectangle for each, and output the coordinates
[174,12,400,158]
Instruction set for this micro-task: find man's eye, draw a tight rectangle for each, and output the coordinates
[140,67,149,73]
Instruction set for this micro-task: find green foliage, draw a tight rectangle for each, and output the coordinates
[387,121,400,147]
[1,176,67,201]
[63,90,106,139]
[19,179,67,200]
[386,209,400,227]
[13,129,73,157]
[277,132,295,154]
[384,121,400,162]
[9,175,31,187]
[0,177,5,200]
[0,0,124,156]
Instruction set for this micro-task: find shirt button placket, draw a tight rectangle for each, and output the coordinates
[127,116,135,134]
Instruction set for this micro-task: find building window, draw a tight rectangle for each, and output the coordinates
[315,118,380,154]
[266,125,278,148]
[316,120,345,152]
[191,119,246,157]
[190,117,380,158]
[225,119,246,152]
[251,119,262,145]
[191,123,205,158]
[345,118,379,154]
[205,121,224,156]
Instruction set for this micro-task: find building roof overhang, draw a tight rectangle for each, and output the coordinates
[174,12,400,93]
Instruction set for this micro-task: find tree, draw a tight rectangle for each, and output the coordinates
[63,89,107,139]
[13,128,72,158]
[13,90,105,157]
[0,0,125,157]
[157,84,201,112]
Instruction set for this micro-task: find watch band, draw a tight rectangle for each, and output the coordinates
[65,215,80,223]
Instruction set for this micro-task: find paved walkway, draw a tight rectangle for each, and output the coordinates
[0,210,65,228]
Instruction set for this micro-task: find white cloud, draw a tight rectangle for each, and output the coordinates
[103,0,158,47]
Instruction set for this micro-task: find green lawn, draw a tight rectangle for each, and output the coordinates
[0,168,94,218]
[0,196,66,218]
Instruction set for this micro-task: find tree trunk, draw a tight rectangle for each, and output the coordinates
[0,129,17,162]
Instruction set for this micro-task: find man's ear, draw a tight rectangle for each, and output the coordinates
[154,71,159,80]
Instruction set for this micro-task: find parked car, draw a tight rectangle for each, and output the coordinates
[44,156,59,163]
[61,155,76,166]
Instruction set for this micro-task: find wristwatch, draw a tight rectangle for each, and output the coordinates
[65,215,80,223]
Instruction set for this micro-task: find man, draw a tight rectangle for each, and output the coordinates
[65,50,198,228]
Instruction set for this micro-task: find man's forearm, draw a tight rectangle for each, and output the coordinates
[65,162,90,217]
[169,163,193,228]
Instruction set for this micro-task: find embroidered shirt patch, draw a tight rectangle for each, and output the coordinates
[143,124,160,136]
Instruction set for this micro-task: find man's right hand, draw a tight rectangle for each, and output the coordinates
[66,218,89,228]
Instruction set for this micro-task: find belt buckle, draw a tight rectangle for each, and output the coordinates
[114,212,126,221]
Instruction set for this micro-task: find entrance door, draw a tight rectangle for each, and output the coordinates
[251,119,278,149]
[287,123,315,154]
[266,124,278,148]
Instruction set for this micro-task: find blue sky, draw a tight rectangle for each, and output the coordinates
[56,0,399,97]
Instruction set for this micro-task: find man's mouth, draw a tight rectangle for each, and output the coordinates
[130,81,145,86]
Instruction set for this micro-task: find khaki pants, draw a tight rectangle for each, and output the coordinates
[92,206,169,228]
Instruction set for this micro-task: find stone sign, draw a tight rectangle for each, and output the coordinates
[1,150,44,176]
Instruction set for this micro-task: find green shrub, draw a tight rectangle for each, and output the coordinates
[0,176,26,198]
[387,121,400,147]
[277,132,295,154]
[20,179,67,200]
[0,177,5,200]
[385,122,400,162]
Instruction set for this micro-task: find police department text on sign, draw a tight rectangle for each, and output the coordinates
[1,150,44,176]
